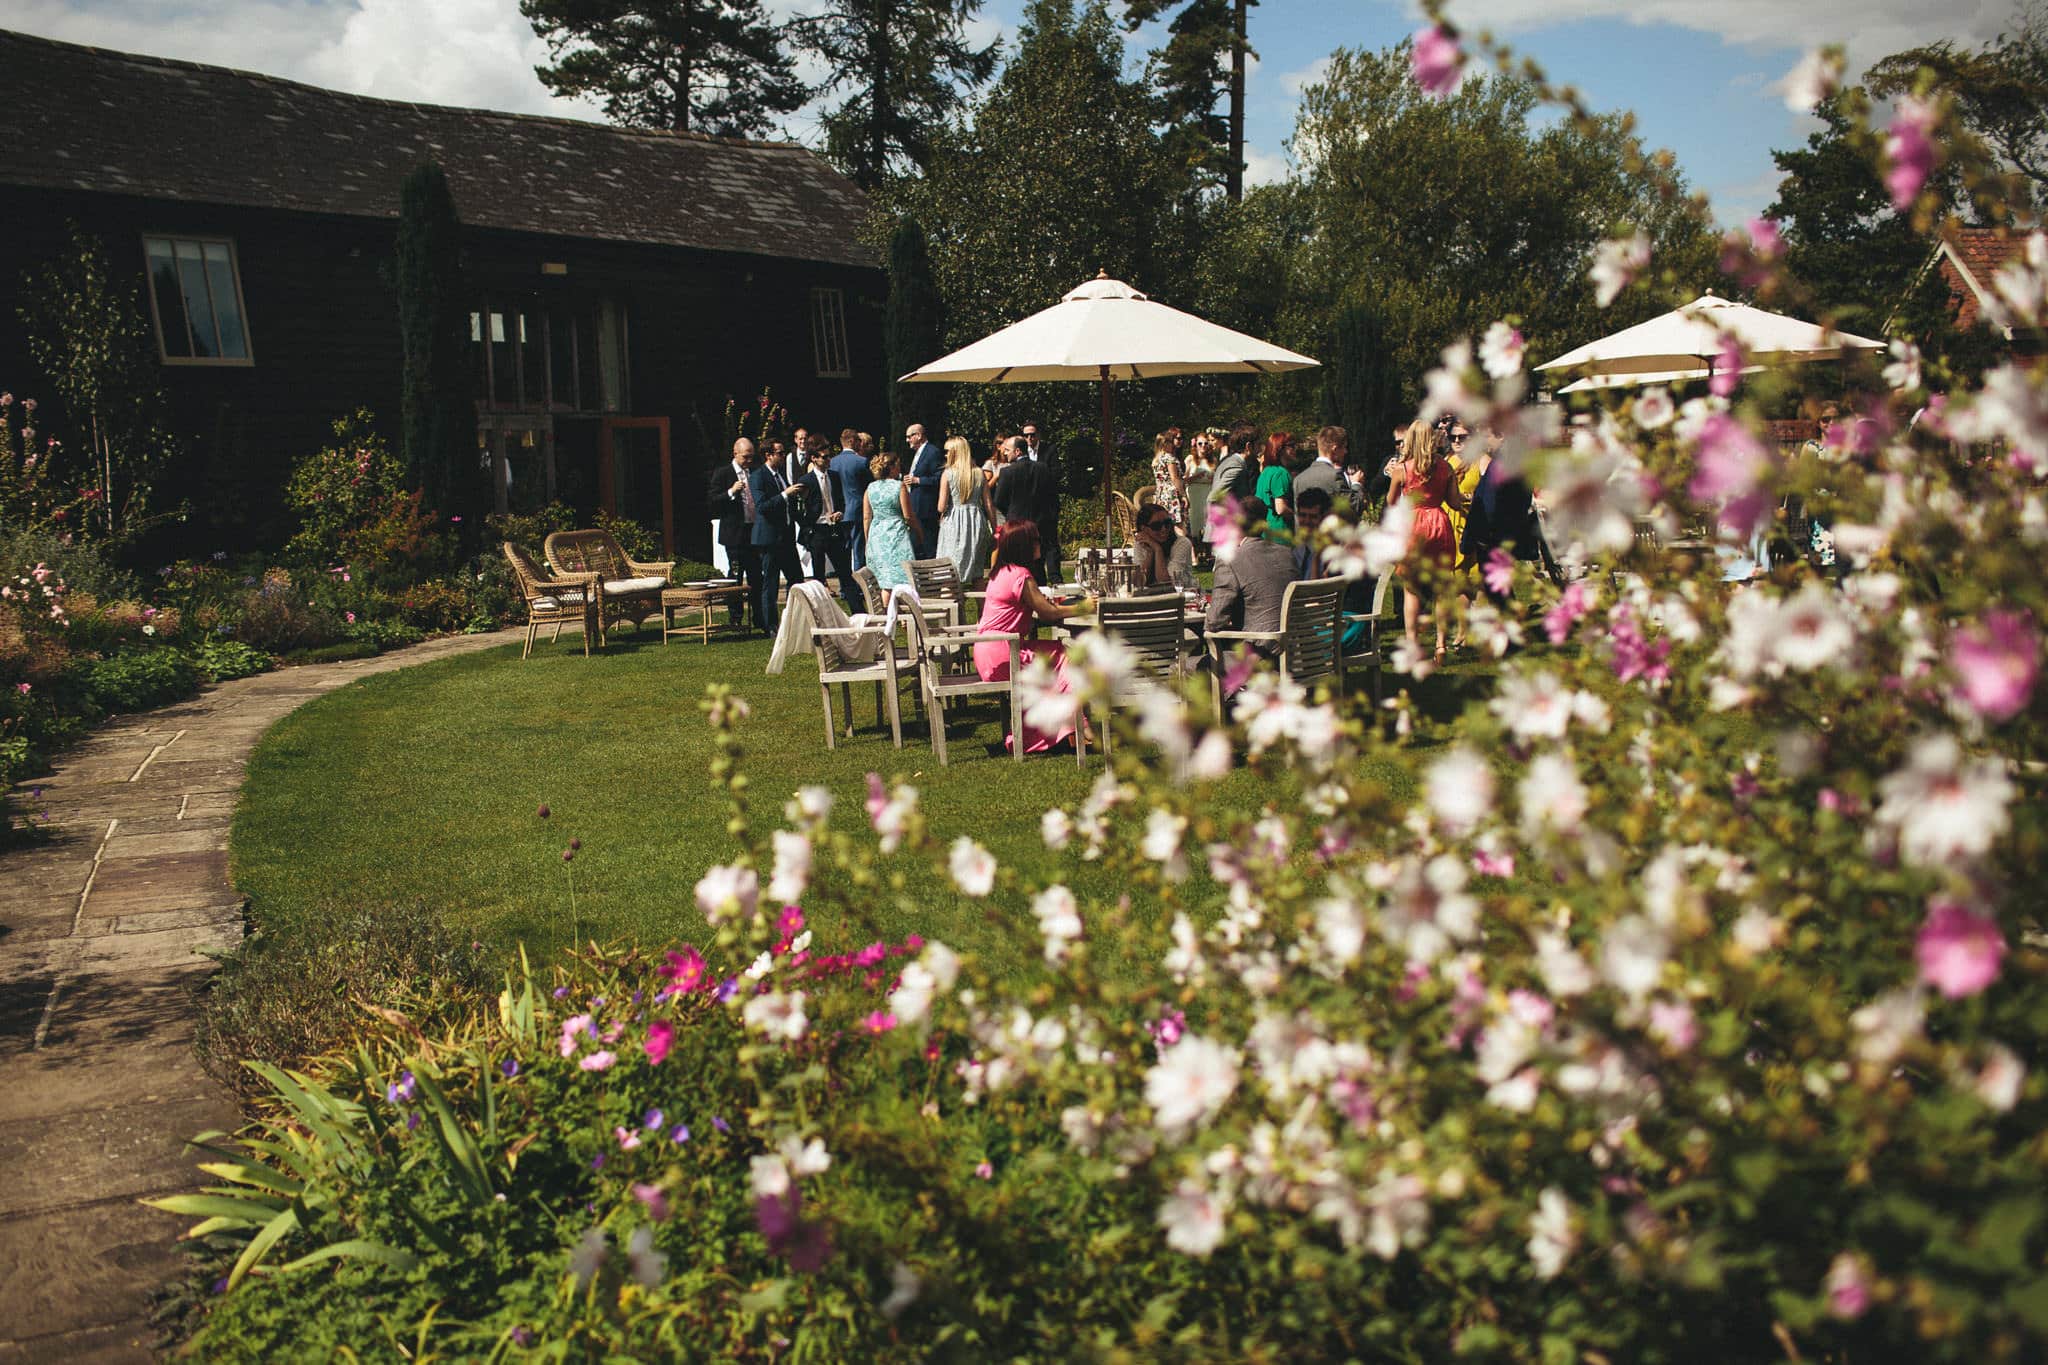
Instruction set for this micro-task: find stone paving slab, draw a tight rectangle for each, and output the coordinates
[0,629,519,1361]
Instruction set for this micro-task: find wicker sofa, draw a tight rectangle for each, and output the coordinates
[543,529,675,644]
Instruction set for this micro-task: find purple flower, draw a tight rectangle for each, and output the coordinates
[1950,609,2038,723]
[553,986,570,1000]
[1482,548,1515,597]
[643,1108,665,1130]
[592,1152,606,1171]
[385,1071,417,1104]
[715,976,740,1004]
[633,1182,671,1222]
[1410,24,1464,98]
[405,1111,422,1131]
[1885,99,1937,212]
[712,1115,731,1134]
[669,1123,692,1144]
[500,1058,520,1078]
[1917,900,2007,999]
[1687,413,1774,539]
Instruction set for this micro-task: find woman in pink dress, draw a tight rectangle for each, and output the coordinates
[1391,421,1469,662]
[974,522,1097,754]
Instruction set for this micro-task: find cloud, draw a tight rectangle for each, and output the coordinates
[1280,54,1332,98]
[1727,70,1767,91]
[1241,143,1293,187]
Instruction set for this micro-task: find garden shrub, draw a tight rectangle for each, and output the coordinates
[188,638,272,684]
[0,523,133,602]
[232,568,342,654]
[66,647,200,714]
[284,410,450,590]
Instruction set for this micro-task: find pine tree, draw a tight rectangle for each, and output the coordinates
[394,163,472,517]
[1124,0,1254,198]
[521,0,805,137]
[787,0,998,190]
[884,218,948,441]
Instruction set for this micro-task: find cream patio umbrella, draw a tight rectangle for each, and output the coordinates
[1537,292,1883,393]
[898,274,1320,546]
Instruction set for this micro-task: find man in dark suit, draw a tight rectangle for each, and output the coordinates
[828,427,871,571]
[1293,426,1353,514]
[709,438,762,632]
[1460,424,1542,603]
[800,438,860,606]
[992,435,1053,581]
[747,437,807,636]
[904,422,944,555]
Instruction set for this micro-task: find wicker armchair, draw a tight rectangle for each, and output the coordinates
[502,542,599,658]
[1109,492,1138,547]
[543,529,675,643]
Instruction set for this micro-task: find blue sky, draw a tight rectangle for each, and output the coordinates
[0,0,2014,223]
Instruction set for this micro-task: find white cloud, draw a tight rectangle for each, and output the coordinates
[1280,54,1332,98]
[1242,143,1293,187]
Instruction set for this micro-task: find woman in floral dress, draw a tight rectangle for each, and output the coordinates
[1151,433,1189,529]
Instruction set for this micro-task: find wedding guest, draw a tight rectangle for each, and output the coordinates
[1293,425,1351,512]
[905,421,945,553]
[1255,431,1295,528]
[829,429,871,570]
[1135,505,1197,591]
[709,437,763,633]
[801,437,859,606]
[974,521,1095,754]
[1152,431,1189,529]
[1391,421,1468,661]
[863,448,921,590]
[935,435,996,586]
[746,433,808,636]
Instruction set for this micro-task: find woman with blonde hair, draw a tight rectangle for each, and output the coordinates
[934,435,996,585]
[1391,420,1469,661]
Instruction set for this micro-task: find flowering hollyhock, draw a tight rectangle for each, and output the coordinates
[1688,413,1774,538]
[1874,733,2015,867]
[1479,321,1525,380]
[1718,217,1783,290]
[1883,338,1923,392]
[1526,1188,1576,1280]
[1916,900,2007,999]
[1631,387,1675,430]
[1708,335,1745,399]
[1772,583,1855,672]
[948,837,997,897]
[1782,47,1843,112]
[1323,500,1414,581]
[1206,494,1246,564]
[1959,362,2048,476]
[1543,579,1596,645]
[1824,1252,1873,1320]
[1539,450,1641,554]
[1481,548,1516,597]
[1144,1034,1240,1137]
[1140,808,1190,881]
[1380,855,1482,964]
[694,864,758,925]
[1884,98,1938,212]
[1410,24,1464,98]
[1033,884,1084,964]
[1590,232,1650,308]
[1517,751,1590,838]
[768,830,811,905]
[742,989,809,1042]
[1607,602,1672,687]
[1972,1043,2027,1112]
[1424,747,1495,836]
[1851,987,1925,1067]
[1158,1175,1230,1256]
[1950,609,2039,722]
[755,1187,832,1271]
[1599,915,1669,1001]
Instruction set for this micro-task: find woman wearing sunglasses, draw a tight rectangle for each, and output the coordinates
[1135,506,1198,593]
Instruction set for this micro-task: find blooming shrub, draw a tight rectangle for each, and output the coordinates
[284,410,449,590]
[171,30,2048,1362]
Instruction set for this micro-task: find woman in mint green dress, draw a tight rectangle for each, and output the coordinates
[863,449,921,590]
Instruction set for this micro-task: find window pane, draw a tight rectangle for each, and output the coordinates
[146,239,191,358]
[174,240,221,358]
[201,242,248,358]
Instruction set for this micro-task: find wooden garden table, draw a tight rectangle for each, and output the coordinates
[661,582,746,644]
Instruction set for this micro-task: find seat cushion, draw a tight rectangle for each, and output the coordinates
[604,576,667,594]
[532,592,587,610]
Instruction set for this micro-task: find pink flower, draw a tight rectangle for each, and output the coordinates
[1688,413,1774,538]
[1482,548,1515,597]
[1472,846,1515,878]
[861,1010,897,1034]
[776,905,805,941]
[1647,999,1698,1052]
[1709,336,1745,398]
[1916,900,2006,999]
[1825,1252,1872,1320]
[1410,25,1464,98]
[865,772,888,823]
[345,611,356,624]
[580,1049,617,1072]
[644,1019,675,1065]
[559,1013,592,1057]
[615,1125,642,1150]
[14,682,27,696]
[974,1160,994,1180]
[660,945,710,992]
[1950,610,2038,722]
[1543,580,1594,644]
[1719,217,1784,290]
[632,1182,671,1221]
[1885,99,1938,212]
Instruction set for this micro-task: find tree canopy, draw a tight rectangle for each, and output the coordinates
[521,0,805,136]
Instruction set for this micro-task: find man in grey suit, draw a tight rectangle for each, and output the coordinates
[904,422,944,555]
[1206,518,1301,641]
[1292,425,1353,517]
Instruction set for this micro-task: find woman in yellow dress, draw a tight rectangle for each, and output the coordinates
[1443,422,1485,648]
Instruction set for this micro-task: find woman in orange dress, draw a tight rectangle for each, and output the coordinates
[1391,421,1469,661]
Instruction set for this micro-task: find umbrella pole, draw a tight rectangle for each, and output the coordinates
[1100,364,1113,552]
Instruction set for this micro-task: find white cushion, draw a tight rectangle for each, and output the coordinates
[604,576,666,594]
[531,592,587,610]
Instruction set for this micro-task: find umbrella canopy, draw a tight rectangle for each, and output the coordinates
[898,275,1319,555]
[898,275,1320,384]
[1538,293,1883,392]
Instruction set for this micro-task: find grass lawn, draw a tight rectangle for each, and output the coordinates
[231,626,1467,982]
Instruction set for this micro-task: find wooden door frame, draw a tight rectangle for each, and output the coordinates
[598,416,674,557]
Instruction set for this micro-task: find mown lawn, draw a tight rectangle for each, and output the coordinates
[231,627,1468,981]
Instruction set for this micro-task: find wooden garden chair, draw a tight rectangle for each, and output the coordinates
[1109,492,1138,547]
[1341,572,1393,705]
[544,529,674,643]
[812,623,918,750]
[1087,591,1188,759]
[1206,576,1346,722]
[502,542,599,659]
[899,606,1023,766]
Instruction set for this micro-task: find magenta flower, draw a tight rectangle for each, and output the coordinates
[1688,413,1774,538]
[1543,580,1594,645]
[1916,900,2006,999]
[865,772,887,823]
[1482,548,1515,597]
[1709,336,1745,398]
[644,1019,675,1065]
[1718,217,1784,289]
[1410,25,1464,98]
[1950,609,2038,722]
[974,1160,994,1180]
[1825,1252,1872,1320]
[632,1182,671,1221]
[775,905,805,941]
[660,945,709,992]
[1885,99,1938,212]
[15,682,28,696]
[862,1010,897,1033]
[1472,846,1515,878]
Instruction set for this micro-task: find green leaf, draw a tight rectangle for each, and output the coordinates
[142,1192,284,1226]
[277,1238,421,1274]
[1731,1149,1779,1195]
[227,1205,301,1289]
[1974,1194,2044,1272]
[740,1280,792,1315]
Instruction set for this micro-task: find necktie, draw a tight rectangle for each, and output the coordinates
[738,466,756,523]
[817,468,834,518]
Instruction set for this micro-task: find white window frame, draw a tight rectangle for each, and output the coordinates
[810,286,850,379]
[141,233,255,367]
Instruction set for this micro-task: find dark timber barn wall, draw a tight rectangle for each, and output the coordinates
[0,29,884,562]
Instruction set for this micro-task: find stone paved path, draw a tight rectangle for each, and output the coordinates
[0,630,520,1363]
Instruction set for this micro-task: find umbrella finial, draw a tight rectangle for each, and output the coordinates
[1097,268,1109,279]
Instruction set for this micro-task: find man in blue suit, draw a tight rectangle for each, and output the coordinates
[904,421,944,555]
[828,428,872,573]
[746,436,807,635]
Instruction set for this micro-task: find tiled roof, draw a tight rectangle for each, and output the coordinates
[1937,228,2029,331]
[0,28,875,270]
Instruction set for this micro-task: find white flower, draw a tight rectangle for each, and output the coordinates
[1526,1188,1576,1279]
[1164,911,1206,983]
[873,783,919,852]
[1475,1014,1541,1085]
[1883,338,1922,392]
[141,623,156,636]
[693,863,759,925]
[1233,673,1311,753]
[1141,808,1190,881]
[1187,730,1234,781]
[1033,884,1084,964]
[1534,931,1595,997]
[1851,987,1925,1067]
[569,1226,608,1288]
[881,1261,921,1319]
[1974,1043,2027,1112]
[1771,583,1855,671]
[1956,362,2048,477]
[1599,915,1669,1001]
[1019,654,1083,734]
[1729,907,1783,958]
[749,1154,792,1199]
[1144,1034,1240,1136]
[1364,1173,1432,1260]
[949,837,997,897]
[1518,751,1590,838]
[742,989,808,1042]
[1589,231,1651,308]
[768,830,811,905]
[1539,449,1642,554]
[1875,734,2015,867]
[1418,338,1489,427]
[1380,855,1482,964]
[1781,47,1843,112]
[743,951,775,981]
[1324,500,1414,581]
[1487,1069,1541,1112]
[1491,669,1575,742]
[1041,808,1073,850]
[1631,387,1675,430]
[779,1134,831,1177]
[784,785,833,830]
[1425,746,1495,836]
[1158,1176,1230,1256]
[889,962,938,1025]
[625,1226,667,1288]
[923,941,961,990]
[1315,890,1368,968]
[1479,321,1526,380]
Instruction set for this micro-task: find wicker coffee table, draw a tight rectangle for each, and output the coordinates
[661,582,746,644]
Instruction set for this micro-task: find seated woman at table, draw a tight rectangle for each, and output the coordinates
[975,521,1096,755]
[1135,505,1198,592]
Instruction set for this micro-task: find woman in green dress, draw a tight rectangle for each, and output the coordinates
[1255,430,1295,530]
